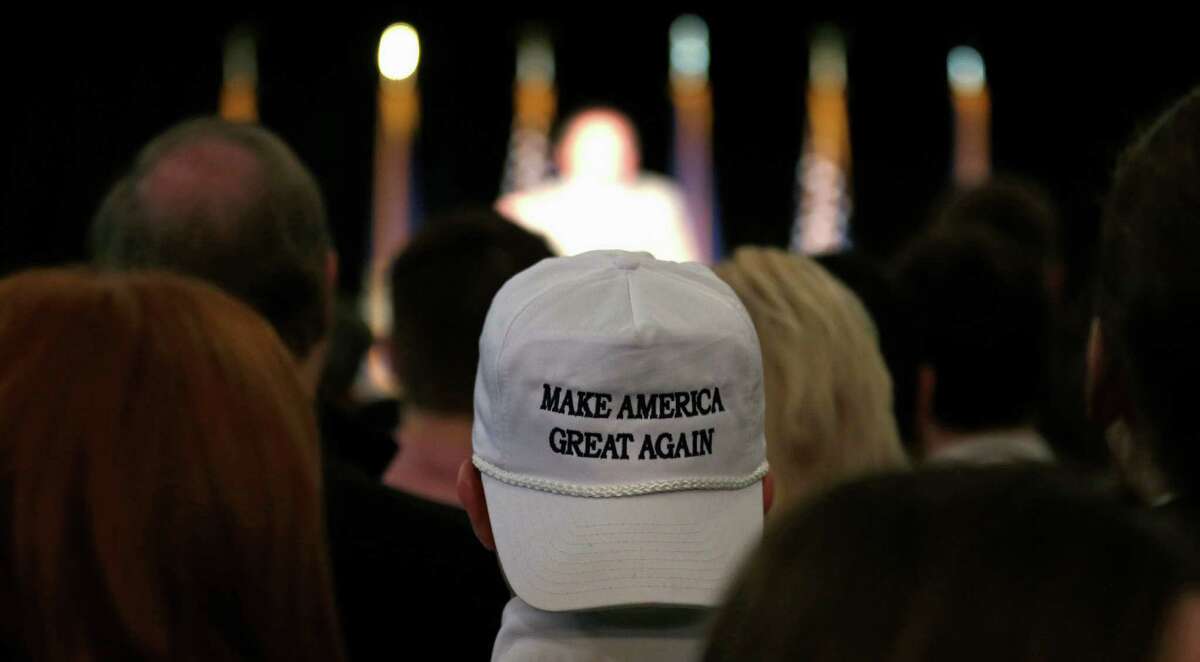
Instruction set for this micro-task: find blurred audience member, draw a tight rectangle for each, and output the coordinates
[935,177,1108,471]
[384,209,553,505]
[497,107,700,262]
[0,269,344,662]
[717,247,907,513]
[895,226,1053,465]
[705,467,1200,662]
[1091,87,1200,528]
[92,119,333,376]
[459,251,771,661]
[815,250,920,451]
[935,176,1063,302]
[90,118,507,660]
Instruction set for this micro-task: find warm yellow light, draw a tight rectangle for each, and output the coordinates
[378,23,421,81]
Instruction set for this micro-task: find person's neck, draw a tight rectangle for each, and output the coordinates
[384,408,473,507]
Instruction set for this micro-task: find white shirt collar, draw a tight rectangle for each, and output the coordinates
[927,428,1056,466]
[491,597,711,662]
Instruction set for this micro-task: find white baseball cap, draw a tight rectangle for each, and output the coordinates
[473,250,767,611]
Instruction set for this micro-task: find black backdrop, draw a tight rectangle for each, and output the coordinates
[5,10,1196,299]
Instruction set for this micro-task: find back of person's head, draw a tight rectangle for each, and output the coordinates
[1096,87,1200,504]
[935,176,1065,305]
[0,269,344,662]
[715,247,907,511]
[461,250,770,612]
[91,117,333,359]
[389,209,553,414]
[705,467,1200,662]
[936,176,1060,265]
[894,225,1050,435]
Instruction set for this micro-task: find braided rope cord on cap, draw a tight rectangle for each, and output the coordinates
[473,455,770,498]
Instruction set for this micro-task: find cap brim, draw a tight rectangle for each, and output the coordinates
[482,474,764,612]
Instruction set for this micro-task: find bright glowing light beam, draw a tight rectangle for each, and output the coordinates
[378,23,421,81]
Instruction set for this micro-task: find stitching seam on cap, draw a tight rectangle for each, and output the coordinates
[625,271,639,331]
[473,455,770,498]
[651,267,761,343]
[493,267,616,441]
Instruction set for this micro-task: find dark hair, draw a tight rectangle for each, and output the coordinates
[705,467,1197,662]
[91,117,332,358]
[1098,87,1200,502]
[0,268,344,662]
[935,176,1060,264]
[389,209,553,413]
[894,225,1049,431]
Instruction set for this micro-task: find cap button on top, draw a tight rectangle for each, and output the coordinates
[612,253,641,271]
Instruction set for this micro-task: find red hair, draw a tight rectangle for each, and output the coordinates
[0,268,344,662]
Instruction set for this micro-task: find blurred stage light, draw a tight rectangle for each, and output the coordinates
[670,15,709,79]
[378,23,421,81]
[809,26,847,88]
[792,24,852,255]
[219,26,258,123]
[517,32,555,83]
[947,45,986,92]
[223,28,257,87]
[948,45,990,187]
[504,28,557,195]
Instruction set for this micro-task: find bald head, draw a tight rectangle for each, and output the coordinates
[92,118,332,359]
[138,139,262,235]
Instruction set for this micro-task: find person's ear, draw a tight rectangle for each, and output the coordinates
[457,460,496,551]
[761,472,775,516]
[1086,319,1127,427]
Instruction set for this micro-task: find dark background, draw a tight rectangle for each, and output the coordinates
[4,11,1196,299]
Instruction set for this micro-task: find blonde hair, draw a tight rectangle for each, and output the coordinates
[715,247,907,512]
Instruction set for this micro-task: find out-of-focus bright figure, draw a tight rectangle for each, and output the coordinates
[948,45,991,187]
[497,108,701,263]
[670,14,721,263]
[219,26,258,123]
[792,25,852,255]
